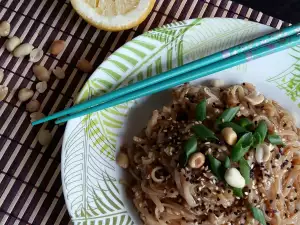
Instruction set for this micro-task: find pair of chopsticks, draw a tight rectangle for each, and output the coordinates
[32,23,300,126]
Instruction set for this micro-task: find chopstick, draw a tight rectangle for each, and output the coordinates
[53,33,300,124]
[32,24,300,126]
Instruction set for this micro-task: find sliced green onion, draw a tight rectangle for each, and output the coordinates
[192,125,218,141]
[219,122,248,134]
[237,118,254,130]
[239,157,251,184]
[267,134,284,145]
[249,205,267,225]
[207,154,224,180]
[224,156,231,169]
[179,136,198,167]
[231,145,251,162]
[232,187,244,197]
[253,120,267,146]
[239,132,253,148]
[196,99,206,121]
[256,121,268,140]
[216,107,240,126]
[253,132,262,147]
[231,132,253,162]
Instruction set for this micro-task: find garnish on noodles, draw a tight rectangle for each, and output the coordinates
[117,81,300,225]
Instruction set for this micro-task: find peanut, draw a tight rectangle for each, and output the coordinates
[29,48,44,63]
[50,40,65,55]
[5,36,21,52]
[18,88,34,102]
[0,85,8,101]
[13,43,34,57]
[77,59,93,73]
[0,21,10,37]
[26,100,40,112]
[33,65,50,81]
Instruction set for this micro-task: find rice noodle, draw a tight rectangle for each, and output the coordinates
[142,152,155,165]
[121,82,300,225]
[151,167,165,183]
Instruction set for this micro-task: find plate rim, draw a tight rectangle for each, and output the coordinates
[61,17,275,222]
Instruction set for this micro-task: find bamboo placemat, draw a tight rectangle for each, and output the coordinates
[0,0,289,224]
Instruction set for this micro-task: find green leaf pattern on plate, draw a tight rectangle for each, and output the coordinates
[62,19,282,224]
[63,118,132,225]
[268,46,300,104]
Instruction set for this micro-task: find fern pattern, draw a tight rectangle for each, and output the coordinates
[62,18,283,224]
[63,116,131,225]
[267,46,300,105]
[76,19,202,161]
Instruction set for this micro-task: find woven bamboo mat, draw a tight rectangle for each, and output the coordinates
[0,0,290,224]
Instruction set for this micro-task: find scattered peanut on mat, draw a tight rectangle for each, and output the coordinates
[36,81,47,93]
[26,99,41,112]
[50,40,65,55]
[0,21,10,37]
[33,64,50,81]
[77,59,93,73]
[38,129,52,146]
[30,112,45,122]
[53,67,65,79]
[5,36,21,52]
[13,43,34,57]
[18,88,34,102]
[29,48,44,63]
[2,23,43,61]
[0,21,97,134]
[0,85,8,101]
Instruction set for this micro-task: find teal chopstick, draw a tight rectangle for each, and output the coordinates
[32,23,300,126]
[55,34,300,124]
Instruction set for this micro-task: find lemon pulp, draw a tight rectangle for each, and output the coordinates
[71,0,155,31]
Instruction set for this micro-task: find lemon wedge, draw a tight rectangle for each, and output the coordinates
[71,0,155,31]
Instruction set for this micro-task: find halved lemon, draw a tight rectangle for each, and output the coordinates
[70,0,155,31]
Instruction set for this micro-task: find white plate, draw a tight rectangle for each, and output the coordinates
[61,18,300,225]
